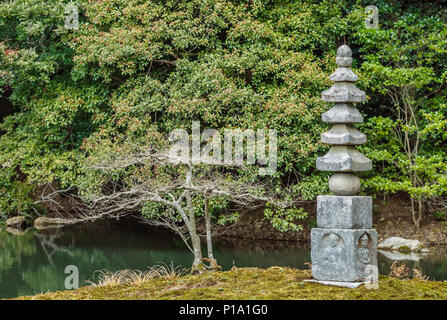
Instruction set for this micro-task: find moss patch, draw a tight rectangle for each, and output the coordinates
[397,246,412,254]
[13,267,447,300]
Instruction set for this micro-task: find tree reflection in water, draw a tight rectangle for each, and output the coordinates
[35,229,73,266]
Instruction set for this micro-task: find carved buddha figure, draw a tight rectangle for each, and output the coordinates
[358,233,370,264]
[321,233,344,266]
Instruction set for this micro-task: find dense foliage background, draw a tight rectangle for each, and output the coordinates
[0,0,446,227]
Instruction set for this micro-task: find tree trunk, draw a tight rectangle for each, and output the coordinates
[186,191,204,273]
[190,231,203,272]
[417,197,423,229]
[204,198,217,269]
[411,197,420,230]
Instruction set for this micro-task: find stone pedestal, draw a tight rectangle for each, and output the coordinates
[310,45,378,286]
[311,226,377,282]
[317,195,372,229]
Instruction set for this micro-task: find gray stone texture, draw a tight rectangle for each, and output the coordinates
[337,45,352,58]
[317,195,372,228]
[311,228,378,282]
[378,237,423,252]
[335,56,353,67]
[330,67,359,82]
[322,103,363,123]
[322,82,366,103]
[316,146,372,172]
[335,44,353,67]
[322,45,366,103]
[328,173,361,196]
[321,124,366,145]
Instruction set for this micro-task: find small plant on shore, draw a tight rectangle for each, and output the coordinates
[389,261,410,280]
[413,268,429,281]
[434,211,447,221]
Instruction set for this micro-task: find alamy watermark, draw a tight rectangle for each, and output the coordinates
[169,122,277,175]
[64,265,79,289]
[364,264,379,289]
[65,4,79,30]
[365,5,379,29]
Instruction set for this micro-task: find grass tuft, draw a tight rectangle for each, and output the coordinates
[87,263,189,287]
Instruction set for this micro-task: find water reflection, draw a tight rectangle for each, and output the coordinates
[378,249,447,282]
[0,219,446,299]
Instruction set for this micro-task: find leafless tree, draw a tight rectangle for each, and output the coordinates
[389,86,425,228]
[41,144,295,273]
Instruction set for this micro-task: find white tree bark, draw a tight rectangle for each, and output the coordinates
[204,198,215,266]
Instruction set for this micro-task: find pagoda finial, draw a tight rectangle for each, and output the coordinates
[336,45,353,67]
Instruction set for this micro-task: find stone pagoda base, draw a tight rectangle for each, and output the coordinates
[311,224,378,282]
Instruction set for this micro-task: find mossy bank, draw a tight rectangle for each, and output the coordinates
[15,267,447,300]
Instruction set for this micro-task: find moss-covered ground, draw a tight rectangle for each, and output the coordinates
[15,267,447,300]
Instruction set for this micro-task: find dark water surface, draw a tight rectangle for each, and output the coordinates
[1,218,447,299]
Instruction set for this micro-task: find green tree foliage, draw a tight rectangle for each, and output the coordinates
[0,0,446,228]
[355,1,447,227]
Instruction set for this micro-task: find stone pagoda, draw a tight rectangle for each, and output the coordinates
[310,45,378,287]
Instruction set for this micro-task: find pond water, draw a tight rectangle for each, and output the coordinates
[1,218,447,299]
